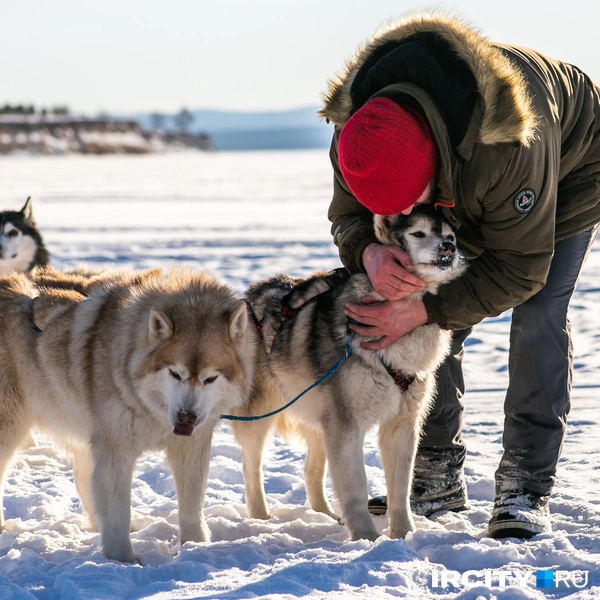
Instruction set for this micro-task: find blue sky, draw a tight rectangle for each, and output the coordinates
[1,0,598,114]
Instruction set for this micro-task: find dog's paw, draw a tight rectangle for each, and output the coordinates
[248,507,271,520]
[389,523,416,539]
[351,528,380,542]
[312,505,343,525]
[103,546,137,564]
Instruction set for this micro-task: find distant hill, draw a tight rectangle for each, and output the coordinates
[135,107,334,151]
[0,116,214,155]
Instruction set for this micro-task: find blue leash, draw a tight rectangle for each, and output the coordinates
[221,332,354,422]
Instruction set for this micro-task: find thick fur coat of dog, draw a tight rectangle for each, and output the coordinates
[0,197,49,275]
[233,205,467,540]
[0,268,256,562]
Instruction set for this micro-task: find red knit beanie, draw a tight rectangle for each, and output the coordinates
[338,97,438,216]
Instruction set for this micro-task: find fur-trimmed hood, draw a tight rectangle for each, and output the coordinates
[319,12,538,147]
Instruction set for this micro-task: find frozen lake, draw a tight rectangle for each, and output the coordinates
[0,151,599,599]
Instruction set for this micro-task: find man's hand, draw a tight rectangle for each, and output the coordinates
[362,243,425,301]
[344,296,428,350]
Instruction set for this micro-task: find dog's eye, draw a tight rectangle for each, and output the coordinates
[6,230,19,238]
[202,375,218,385]
[168,369,182,382]
[410,231,426,238]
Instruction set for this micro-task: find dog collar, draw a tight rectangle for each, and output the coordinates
[380,358,415,392]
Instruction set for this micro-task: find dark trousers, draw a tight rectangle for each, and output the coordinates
[420,226,599,497]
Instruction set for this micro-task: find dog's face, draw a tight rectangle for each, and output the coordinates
[135,300,252,436]
[374,204,467,284]
[0,198,39,275]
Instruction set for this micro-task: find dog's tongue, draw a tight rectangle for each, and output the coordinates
[173,424,195,436]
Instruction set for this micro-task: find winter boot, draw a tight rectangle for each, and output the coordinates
[368,447,469,517]
[488,492,551,539]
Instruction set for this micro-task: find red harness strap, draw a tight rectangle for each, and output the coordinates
[245,300,265,344]
[382,362,416,392]
[279,294,318,322]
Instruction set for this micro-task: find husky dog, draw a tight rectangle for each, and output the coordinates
[0,197,49,275]
[233,205,467,541]
[31,265,127,295]
[0,268,255,562]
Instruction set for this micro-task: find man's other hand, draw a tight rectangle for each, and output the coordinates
[362,243,426,301]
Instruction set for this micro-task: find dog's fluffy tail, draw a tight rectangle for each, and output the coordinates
[275,414,306,445]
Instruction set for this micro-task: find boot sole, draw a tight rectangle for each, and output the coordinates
[488,516,548,539]
[368,506,388,515]
[368,498,469,516]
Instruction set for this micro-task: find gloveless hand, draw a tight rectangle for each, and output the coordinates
[362,243,425,300]
[344,296,428,350]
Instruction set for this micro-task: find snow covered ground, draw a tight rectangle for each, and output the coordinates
[0,151,598,599]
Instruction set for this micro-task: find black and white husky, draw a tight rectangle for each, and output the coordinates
[232,205,467,541]
[0,197,49,276]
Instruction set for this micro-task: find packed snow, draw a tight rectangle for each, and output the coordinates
[0,151,598,599]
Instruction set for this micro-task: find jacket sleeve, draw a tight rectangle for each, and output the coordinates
[327,129,379,273]
[424,139,559,330]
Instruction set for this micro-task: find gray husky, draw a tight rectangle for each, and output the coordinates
[0,197,49,275]
[232,205,467,541]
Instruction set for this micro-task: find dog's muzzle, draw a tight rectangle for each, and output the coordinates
[437,241,456,267]
[173,410,197,436]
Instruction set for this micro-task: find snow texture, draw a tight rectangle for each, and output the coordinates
[0,151,598,599]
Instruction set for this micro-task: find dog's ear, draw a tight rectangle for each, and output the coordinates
[228,300,248,340]
[33,288,86,331]
[149,308,173,341]
[284,275,333,310]
[20,197,35,224]
[373,214,397,244]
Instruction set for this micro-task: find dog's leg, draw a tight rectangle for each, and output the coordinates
[230,416,274,520]
[0,398,30,531]
[230,371,283,520]
[378,413,420,539]
[91,438,137,563]
[301,425,339,521]
[323,424,379,541]
[72,445,97,530]
[166,425,212,545]
[19,431,38,450]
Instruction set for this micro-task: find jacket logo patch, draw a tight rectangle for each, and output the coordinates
[514,189,536,214]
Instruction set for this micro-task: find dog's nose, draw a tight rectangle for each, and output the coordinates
[438,241,455,257]
[176,410,197,427]
[173,410,197,436]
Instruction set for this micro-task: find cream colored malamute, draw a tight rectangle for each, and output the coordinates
[0,268,256,562]
[233,205,467,541]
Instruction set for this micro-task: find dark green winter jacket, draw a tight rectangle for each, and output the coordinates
[322,13,600,329]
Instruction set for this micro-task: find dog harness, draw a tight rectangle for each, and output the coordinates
[279,293,318,322]
[380,359,416,392]
[244,286,323,348]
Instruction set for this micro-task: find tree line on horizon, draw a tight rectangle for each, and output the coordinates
[0,104,70,116]
[149,108,194,133]
[1,103,195,134]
